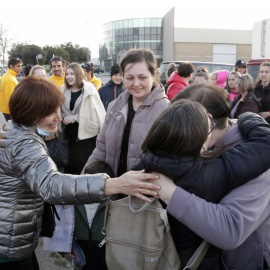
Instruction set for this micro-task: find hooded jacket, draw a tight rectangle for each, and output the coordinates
[98,80,124,111]
[0,69,18,114]
[215,70,229,88]
[132,113,270,269]
[166,115,270,270]
[254,82,270,123]
[166,71,189,100]
[85,84,170,176]
[230,91,261,119]
[61,80,106,140]
[0,121,109,259]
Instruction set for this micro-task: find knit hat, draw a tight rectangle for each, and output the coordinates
[235,60,246,67]
[110,63,121,77]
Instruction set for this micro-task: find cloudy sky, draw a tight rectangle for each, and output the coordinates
[2,0,270,58]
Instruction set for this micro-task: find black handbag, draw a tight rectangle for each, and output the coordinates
[45,134,69,167]
[40,202,60,238]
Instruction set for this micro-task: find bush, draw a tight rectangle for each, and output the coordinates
[45,67,51,73]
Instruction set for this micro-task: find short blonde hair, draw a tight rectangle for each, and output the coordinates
[237,74,253,93]
[29,65,45,76]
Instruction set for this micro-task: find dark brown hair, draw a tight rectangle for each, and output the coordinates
[9,76,65,126]
[120,48,159,85]
[141,99,209,158]
[177,62,195,78]
[172,83,231,129]
[8,57,23,69]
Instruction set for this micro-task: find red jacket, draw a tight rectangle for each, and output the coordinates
[166,71,189,100]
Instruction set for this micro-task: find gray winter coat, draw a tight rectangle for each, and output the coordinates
[86,84,170,176]
[0,121,109,259]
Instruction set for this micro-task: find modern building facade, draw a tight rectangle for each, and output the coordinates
[99,7,258,71]
[99,18,163,71]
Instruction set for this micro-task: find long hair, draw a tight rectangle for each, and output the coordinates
[142,99,209,158]
[64,63,85,89]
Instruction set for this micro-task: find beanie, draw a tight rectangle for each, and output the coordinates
[110,63,121,77]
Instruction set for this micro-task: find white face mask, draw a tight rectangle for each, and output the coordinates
[36,126,51,136]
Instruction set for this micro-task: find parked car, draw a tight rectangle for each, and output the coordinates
[94,67,104,74]
[247,59,270,82]
[159,61,234,85]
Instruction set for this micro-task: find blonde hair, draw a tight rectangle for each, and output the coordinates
[237,74,253,93]
[29,65,45,76]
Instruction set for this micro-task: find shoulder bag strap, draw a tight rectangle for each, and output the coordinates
[183,240,211,270]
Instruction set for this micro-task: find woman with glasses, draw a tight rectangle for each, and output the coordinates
[81,63,101,90]
[132,97,270,269]
[61,63,105,174]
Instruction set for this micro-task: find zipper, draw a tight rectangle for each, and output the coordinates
[99,236,161,252]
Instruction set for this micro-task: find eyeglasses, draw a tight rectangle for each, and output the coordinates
[208,117,217,135]
[50,57,62,63]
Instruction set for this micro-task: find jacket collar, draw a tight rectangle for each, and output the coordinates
[7,68,18,77]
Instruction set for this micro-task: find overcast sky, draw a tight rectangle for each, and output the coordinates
[2,0,270,58]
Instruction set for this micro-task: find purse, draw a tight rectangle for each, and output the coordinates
[45,134,69,167]
[100,196,210,270]
[40,202,60,238]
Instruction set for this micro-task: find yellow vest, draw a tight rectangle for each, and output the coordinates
[48,74,65,89]
[0,69,18,114]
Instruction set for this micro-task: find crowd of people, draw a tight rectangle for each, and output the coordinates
[0,48,270,270]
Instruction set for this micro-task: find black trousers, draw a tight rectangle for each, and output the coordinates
[0,252,39,270]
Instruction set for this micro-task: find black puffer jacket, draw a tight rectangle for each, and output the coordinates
[98,80,124,111]
[132,112,270,270]
[254,82,270,123]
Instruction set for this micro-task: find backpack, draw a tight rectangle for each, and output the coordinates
[100,196,209,270]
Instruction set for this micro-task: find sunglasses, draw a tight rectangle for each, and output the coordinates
[208,117,217,135]
[50,57,62,62]
[81,64,90,68]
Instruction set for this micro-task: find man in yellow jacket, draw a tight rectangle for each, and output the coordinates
[0,57,23,120]
[48,56,65,89]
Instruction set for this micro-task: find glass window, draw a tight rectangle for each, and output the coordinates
[145,27,151,34]
[145,42,151,48]
[124,28,129,35]
[139,18,144,27]
[139,34,145,40]
[119,20,123,28]
[133,19,139,27]
[124,20,129,28]
[139,27,144,34]
[116,21,119,29]
[145,34,151,40]
[157,27,162,34]
[151,27,157,34]
[145,18,151,27]
[151,34,157,40]
[133,28,139,35]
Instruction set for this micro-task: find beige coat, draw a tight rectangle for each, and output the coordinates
[86,84,170,176]
[61,80,106,140]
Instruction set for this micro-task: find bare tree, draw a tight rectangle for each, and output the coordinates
[0,24,14,73]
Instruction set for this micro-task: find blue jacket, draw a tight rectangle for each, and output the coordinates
[98,80,124,111]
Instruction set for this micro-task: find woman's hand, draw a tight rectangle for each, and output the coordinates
[154,173,177,205]
[105,170,160,202]
[63,116,72,125]
[259,112,270,119]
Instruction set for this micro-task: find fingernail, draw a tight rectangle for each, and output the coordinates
[153,192,157,196]
[157,185,161,189]
[156,175,159,178]
[148,198,153,202]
